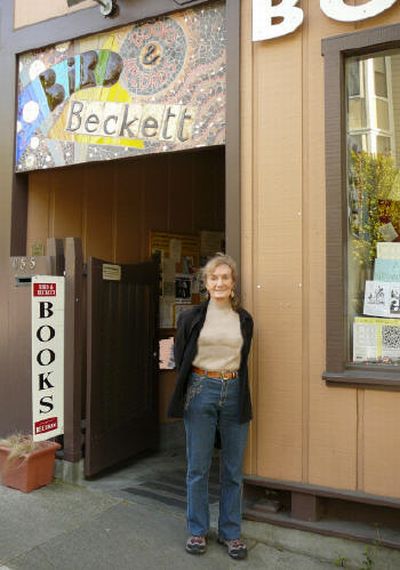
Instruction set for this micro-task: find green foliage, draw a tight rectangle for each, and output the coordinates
[349,150,400,266]
[333,547,377,569]
[334,555,348,567]
[360,547,374,570]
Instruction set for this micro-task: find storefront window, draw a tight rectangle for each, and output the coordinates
[346,50,400,365]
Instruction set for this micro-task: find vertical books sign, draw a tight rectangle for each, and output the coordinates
[32,276,65,442]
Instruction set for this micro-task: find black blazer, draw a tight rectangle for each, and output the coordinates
[167,301,254,423]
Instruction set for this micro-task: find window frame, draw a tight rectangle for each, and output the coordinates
[322,23,400,390]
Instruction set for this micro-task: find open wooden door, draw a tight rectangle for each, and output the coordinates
[85,257,159,477]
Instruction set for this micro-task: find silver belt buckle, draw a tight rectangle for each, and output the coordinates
[221,371,230,380]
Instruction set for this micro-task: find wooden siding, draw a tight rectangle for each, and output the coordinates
[27,148,225,263]
[14,0,93,29]
[241,0,400,499]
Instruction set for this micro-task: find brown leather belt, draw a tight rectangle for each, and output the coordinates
[192,366,238,380]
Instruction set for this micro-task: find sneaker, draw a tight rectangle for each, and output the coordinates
[218,537,248,560]
[185,535,207,555]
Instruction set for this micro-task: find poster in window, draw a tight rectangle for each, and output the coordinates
[363,281,400,318]
[175,274,192,304]
[353,317,400,362]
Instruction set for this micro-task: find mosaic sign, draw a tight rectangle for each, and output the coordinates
[16,1,225,172]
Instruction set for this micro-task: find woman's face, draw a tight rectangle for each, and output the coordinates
[206,263,234,303]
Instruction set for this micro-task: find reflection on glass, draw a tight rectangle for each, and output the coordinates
[346,51,400,365]
[376,98,389,131]
[347,59,362,97]
[348,98,366,131]
[374,57,388,98]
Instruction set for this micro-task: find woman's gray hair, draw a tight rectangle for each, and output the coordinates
[201,253,240,309]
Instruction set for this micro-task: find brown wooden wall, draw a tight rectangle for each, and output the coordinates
[241,1,400,500]
[27,147,225,263]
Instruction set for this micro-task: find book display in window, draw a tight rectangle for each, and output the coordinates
[373,258,400,281]
[353,243,400,363]
[346,52,400,365]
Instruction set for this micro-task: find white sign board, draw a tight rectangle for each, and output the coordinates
[102,263,121,281]
[32,276,65,441]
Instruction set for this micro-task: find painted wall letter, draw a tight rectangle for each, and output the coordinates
[252,0,304,41]
[320,0,397,22]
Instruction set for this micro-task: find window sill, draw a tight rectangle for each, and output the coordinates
[323,368,400,389]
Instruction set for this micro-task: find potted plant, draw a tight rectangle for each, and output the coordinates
[0,434,60,493]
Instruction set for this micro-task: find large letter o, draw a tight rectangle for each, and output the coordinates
[320,0,397,23]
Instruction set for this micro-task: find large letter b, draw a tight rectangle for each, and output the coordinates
[253,0,304,42]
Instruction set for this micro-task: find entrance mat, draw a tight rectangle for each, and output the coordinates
[122,465,220,510]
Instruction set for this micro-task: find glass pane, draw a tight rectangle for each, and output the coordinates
[349,134,363,153]
[376,98,389,131]
[347,60,361,97]
[377,135,391,155]
[374,57,388,98]
[346,51,400,366]
[348,98,366,130]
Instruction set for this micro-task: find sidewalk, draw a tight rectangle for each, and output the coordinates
[0,480,325,570]
[1,453,400,569]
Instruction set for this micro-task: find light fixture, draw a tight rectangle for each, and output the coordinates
[66,0,118,18]
[92,0,118,17]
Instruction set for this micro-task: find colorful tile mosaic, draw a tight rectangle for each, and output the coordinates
[16,1,226,172]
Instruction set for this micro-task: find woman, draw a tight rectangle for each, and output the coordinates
[168,253,254,560]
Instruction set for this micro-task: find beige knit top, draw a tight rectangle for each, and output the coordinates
[192,299,243,371]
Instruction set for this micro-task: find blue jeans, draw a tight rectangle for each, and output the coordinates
[184,372,249,540]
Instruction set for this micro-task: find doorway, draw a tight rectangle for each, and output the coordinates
[26,145,226,476]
